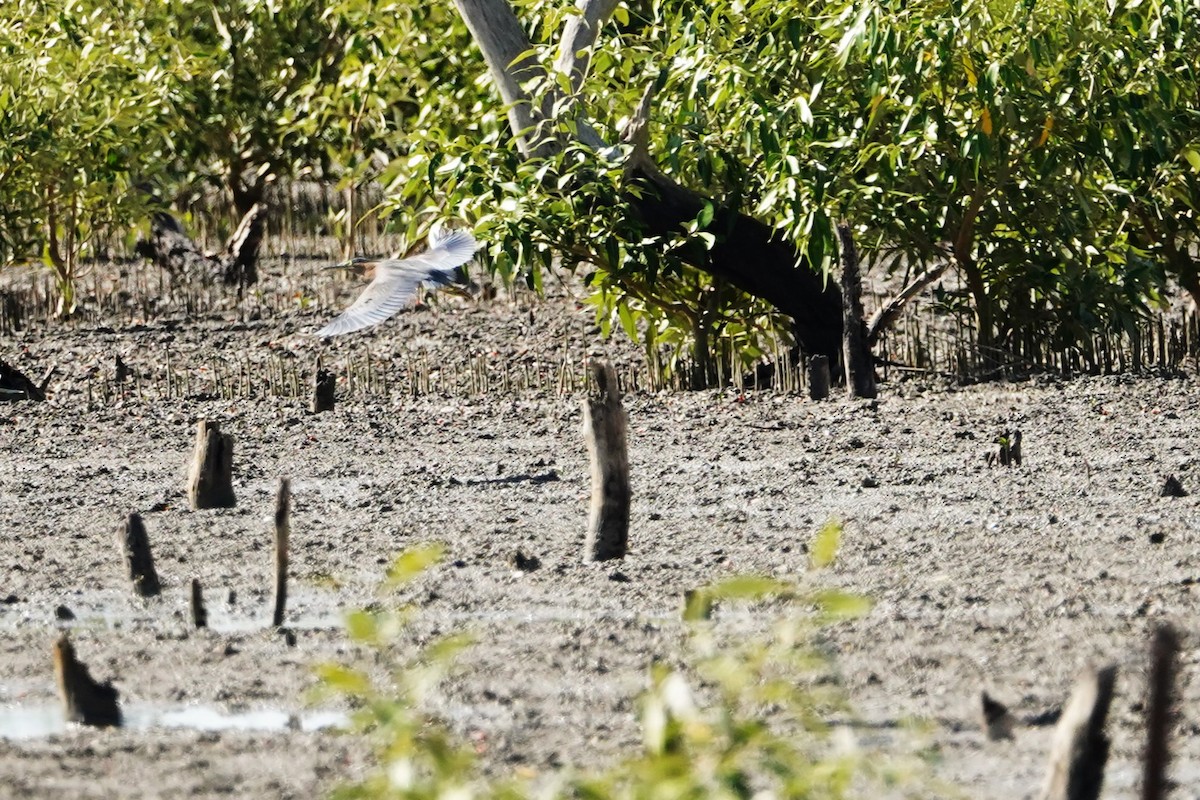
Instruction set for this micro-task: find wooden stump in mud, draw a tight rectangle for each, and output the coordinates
[836,221,877,399]
[312,362,336,413]
[1160,474,1187,497]
[980,691,1015,742]
[808,355,831,401]
[53,635,122,728]
[118,512,161,597]
[190,579,208,629]
[187,419,235,509]
[583,359,630,562]
[272,479,291,628]
[1039,665,1117,800]
[1142,625,1179,800]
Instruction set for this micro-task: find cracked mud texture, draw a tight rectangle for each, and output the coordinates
[2,262,1199,798]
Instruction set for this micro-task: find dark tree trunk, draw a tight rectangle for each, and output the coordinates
[626,166,843,361]
[836,221,877,397]
[231,177,265,219]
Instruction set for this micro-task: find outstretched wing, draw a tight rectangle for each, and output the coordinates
[416,228,478,280]
[315,229,479,337]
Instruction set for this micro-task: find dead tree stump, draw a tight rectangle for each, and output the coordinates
[223,203,266,285]
[312,362,336,413]
[118,512,161,597]
[187,419,235,509]
[1160,475,1187,497]
[583,359,630,562]
[272,479,291,627]
[1040,665,1117,800]
[190,579,208,629]
[136,204,266,286]
[53,635,122,728]
[808,355,831,401]
[836,221,877,399]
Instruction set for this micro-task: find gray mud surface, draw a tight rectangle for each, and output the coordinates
[2,264,1200,798]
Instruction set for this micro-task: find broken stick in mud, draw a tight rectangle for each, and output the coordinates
[312,360,336,413]
[191,579,208,629]
[583,358,630,562]
[1142,625,1178,800]
[808,355,831,401]
[272,479,291,628]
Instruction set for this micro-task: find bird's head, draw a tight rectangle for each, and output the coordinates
[325,256,376,279]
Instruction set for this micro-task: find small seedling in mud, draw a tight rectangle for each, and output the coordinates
[987,430,1023,467]
[321,524,942,799]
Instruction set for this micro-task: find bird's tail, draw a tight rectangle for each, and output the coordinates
[428,266,466,286]
[426,226,478,285]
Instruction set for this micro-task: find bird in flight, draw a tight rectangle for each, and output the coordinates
[315,228,480,337]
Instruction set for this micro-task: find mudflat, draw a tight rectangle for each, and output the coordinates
[1,265,1196,798]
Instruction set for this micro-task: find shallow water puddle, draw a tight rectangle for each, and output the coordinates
[0,704,347,740]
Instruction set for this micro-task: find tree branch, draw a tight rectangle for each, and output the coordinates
[553,0,617,149]
[554,0,618,92]
[453,0,551,157]
[866,259,951,347]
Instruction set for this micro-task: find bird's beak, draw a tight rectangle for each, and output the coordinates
[323,260,355,271]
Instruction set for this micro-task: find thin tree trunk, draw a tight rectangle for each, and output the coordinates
[453,0,557,157]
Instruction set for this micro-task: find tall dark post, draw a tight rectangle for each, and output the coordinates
[272,479,291,627]
[583,359,630,561]
[836,221,877,399]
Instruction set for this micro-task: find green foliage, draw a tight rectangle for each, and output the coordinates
[320,529,939,799]
[6,0,1200,366]
[314,545,477,800]
[809,519,842,570]
[633,0,1199,351]
[387,0,1200,366]
[151,0,342,212]
[0,0,184,312]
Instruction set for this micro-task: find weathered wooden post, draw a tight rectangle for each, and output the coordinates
[272,479,291,627]
[312,359,336,413]
[1160,475,1187,497]
[118,512,161,597]
[53,635,122,728]
[190,579,208,629]
[836,221,877,399]
[186,419,235,509]
[583,359,630,562]
[808,355,831,401]
[1142,625,1178,800]
[1040,665,1117,800]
